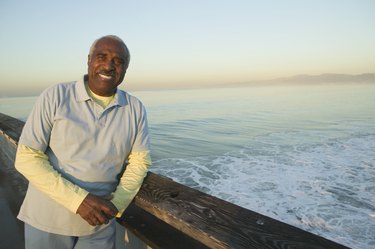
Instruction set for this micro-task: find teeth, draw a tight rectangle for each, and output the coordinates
[99,73,113,79]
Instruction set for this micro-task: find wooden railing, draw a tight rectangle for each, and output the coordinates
[0,112,350,249]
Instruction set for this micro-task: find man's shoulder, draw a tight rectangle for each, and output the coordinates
[33,80,81,108]
[44,81,76,94]
[39,80,80,100]
[118,89,145,108]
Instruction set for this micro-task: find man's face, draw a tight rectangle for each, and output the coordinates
[87,38,129,96]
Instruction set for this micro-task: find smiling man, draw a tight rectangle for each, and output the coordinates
[15,35,151,249]
[87,36,129,96]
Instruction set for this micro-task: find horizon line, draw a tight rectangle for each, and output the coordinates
[1,72,375,98]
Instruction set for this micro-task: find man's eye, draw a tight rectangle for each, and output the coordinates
[114,59,125,65]
[97,55,105,60]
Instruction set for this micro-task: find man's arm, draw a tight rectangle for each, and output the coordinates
[111,150,151,217]
[15,144,118,225]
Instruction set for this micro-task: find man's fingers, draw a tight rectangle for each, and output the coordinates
[100,203,118,218]
[84,208,109,226]
[97,195,118,217]
[76,194,118,226]
[87,218,97,226]
[94,210,109,225]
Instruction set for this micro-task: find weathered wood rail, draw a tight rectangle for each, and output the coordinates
[0,112,350,249]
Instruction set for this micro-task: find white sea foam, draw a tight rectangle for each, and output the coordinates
[153,131,375,249]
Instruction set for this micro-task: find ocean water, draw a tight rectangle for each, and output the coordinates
[1,83,374,248]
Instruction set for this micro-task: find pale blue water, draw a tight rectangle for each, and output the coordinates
[1,83,374,248]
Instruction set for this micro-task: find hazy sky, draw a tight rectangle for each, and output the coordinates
[1,0,374,96]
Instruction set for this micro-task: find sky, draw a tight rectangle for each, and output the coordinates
[0,0,374,96]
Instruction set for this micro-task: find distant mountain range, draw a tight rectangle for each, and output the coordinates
[228,73,375,87]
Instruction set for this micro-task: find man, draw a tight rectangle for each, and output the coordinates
[15,35,151,248]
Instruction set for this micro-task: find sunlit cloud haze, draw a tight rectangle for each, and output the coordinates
[0,0,374,96]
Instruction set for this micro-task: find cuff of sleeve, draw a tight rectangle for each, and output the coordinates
[68,188,89,213]
[111,186,141,217]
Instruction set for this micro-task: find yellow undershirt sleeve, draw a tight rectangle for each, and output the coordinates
[15,144,89,213]
[111,151,152,217]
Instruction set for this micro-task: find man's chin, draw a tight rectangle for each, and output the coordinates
[93,77,117,86]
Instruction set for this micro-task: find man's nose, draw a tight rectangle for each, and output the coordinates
[103,60,115,70]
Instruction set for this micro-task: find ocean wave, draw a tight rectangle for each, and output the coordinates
[152,131,375,249]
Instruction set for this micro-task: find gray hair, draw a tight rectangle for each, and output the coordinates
[89,35,130,66]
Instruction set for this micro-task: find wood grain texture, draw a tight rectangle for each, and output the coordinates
[0,113,28,217]
[0,113,27,249]
[133,172,350,249]
[119,204,209,249]
[0,113,24,143]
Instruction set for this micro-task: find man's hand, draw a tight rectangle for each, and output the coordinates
[76,194,118,226]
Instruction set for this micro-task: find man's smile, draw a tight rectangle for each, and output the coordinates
[99,74,113,80]
[98,71,115,80]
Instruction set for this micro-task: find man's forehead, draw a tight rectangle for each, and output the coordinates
[93,40,127,56]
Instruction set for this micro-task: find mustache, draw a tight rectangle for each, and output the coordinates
[97,69,115,75]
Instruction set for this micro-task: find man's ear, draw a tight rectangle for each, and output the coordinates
[87,55,91,65]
